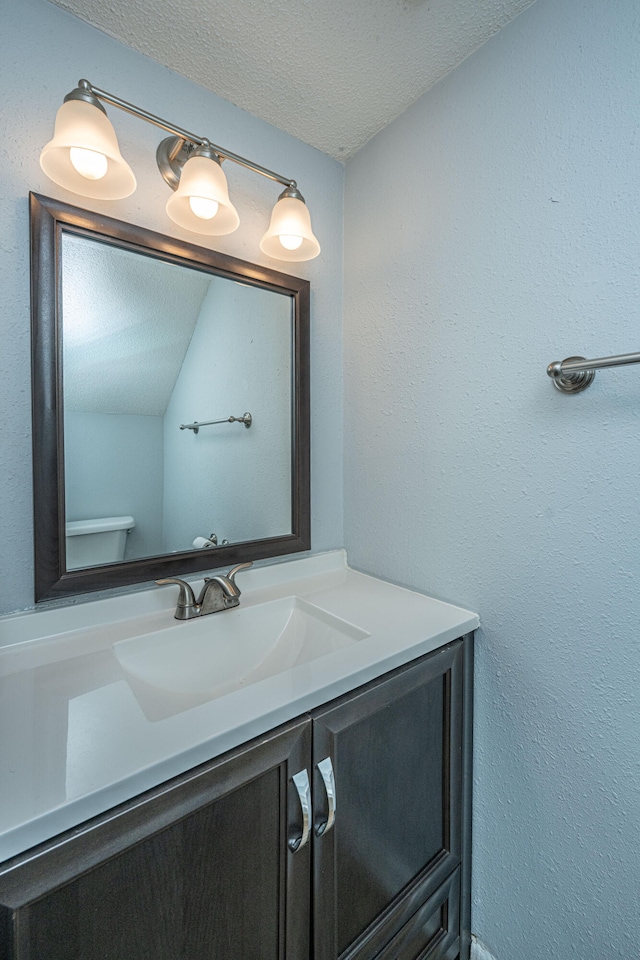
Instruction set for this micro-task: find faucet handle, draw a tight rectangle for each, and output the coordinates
[155,577,198,619]
[226,561,253,594]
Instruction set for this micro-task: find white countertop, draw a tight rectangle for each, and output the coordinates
[0,551,478,863]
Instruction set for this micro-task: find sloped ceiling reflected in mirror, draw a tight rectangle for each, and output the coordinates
[62,236,210,416]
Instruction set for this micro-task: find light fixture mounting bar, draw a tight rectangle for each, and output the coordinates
[82,80,295,188]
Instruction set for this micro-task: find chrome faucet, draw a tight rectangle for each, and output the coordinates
[156,562,253,620]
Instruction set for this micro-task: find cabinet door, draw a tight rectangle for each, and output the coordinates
[312,641,464,960]
[0,718,311,960]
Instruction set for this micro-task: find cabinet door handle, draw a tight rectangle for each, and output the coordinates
[315,756,336,836]
[289,769,311,852]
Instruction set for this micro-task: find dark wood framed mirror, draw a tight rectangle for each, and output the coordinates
[30,193,310,602]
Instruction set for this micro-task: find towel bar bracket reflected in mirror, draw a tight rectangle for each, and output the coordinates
[180,413,252,434]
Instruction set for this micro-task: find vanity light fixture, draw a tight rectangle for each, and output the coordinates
[260,185,320,261]
[39,80,320,261]
[39,85,136,200]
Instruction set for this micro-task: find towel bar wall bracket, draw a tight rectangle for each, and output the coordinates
[547,351,640,394]
[547,357,596,394]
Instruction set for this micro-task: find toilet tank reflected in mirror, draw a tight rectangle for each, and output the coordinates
[65,516,135,569]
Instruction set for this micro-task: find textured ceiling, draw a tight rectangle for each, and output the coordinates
[49,0,536,160]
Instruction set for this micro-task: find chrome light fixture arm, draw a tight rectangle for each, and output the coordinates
[70,79,296,191]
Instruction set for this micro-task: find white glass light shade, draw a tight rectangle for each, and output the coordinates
[40,99,136,200]
[260,196,320,262]
[165,155,239,235]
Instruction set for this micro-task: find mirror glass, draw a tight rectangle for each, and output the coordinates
[31,194,310,602]
[62,234,292,566]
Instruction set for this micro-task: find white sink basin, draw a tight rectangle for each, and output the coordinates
[0,551,480,863]
[113,596,370,708]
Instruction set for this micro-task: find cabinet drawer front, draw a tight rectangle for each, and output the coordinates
[375,869,460,960]
[312,641,464,960]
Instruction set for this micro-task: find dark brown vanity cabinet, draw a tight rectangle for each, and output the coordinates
[0,719,313,960]
[312,638,471,960]
[0,636,472,960]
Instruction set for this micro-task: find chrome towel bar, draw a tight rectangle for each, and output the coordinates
[179,412,252,434]
[547,352,640,393]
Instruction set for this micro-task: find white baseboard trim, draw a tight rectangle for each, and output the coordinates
[471,935,498,960]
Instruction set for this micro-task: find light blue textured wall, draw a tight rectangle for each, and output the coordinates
[0,0,343,614]
[162,279,292,549]
[65,412,164,559]
[344,0,640,957]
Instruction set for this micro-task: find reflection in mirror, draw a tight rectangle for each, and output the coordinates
[62,235,292,567]
[31,194,310,602]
